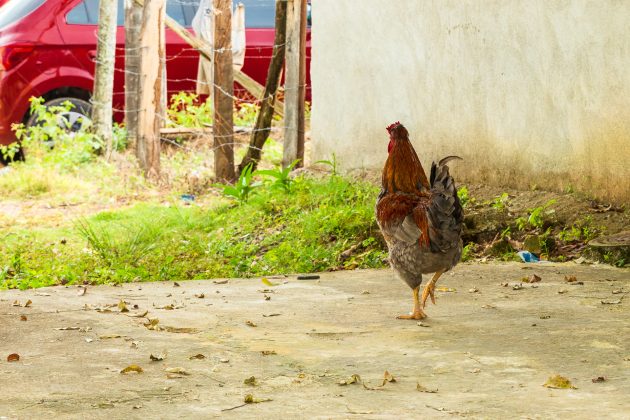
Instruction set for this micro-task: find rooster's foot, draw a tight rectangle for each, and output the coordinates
[421,270,444,309]
[396,309,426,320]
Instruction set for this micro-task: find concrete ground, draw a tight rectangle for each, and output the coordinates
[1,262,629,419]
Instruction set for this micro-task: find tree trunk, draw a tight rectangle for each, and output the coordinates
[237,0,287,175]
[136,0,165,179]
[92,0,118,158]
[283,0,305,169]
[124,0,143,148]
[213,0,235,183]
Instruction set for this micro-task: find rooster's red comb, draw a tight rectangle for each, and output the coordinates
[386,121,402,133]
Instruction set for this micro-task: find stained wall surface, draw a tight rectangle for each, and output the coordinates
[310,0,630,202]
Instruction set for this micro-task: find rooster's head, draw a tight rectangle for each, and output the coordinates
[386,121,409,153]
[382,121,430,192]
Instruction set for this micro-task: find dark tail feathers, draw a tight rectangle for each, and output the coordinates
[427,156,464,253]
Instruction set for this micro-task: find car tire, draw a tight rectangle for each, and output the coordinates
[26,97,92,132]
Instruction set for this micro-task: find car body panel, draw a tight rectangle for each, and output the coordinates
[0,0,311,145]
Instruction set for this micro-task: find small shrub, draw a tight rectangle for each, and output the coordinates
[220,163,261,203]
[255,160,300,193]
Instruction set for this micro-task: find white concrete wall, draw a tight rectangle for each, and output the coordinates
[311,0,630,202]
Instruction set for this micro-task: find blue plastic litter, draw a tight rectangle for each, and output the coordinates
[517,251,540,263]
[181,194,196,202]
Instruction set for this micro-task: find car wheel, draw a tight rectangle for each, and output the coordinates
[26,97,92,133]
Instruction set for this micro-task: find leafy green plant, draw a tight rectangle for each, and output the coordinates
[255,160,300,193]
[13,97,103,169]
[516,199,556,230]
[461,242,475,262]
[315,153,338,176]
[220,163,261,203]
[167,92,213,128]
[0,142,20,163]
[457,186,470,207]
[492,193,510,210]
[234,103,260,126]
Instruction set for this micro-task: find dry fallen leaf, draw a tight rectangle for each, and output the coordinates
[162,326,199,334]
[213,280,228,285]
[194,293,205,299]
[244,394,271,404]
[263,295,271,301]
[244,376,257,386]
[261,350,276,356]
[261,278,278,287]
[245,320,257,327]
[339,374,361,386]
[380,370,396,387]
[144,319,161,331]
[481,304,497,309]
[7,353,20,362]
[20,315,27,321]
[468,287,479,293]
[592,376,606,383]
[129,310,149,318]
[150,353,166,362]
[416,382,438,393]
[564,275,577,283]
[99,334,122,339]
[189,353,206,360]
[173,282,180,287]
[24,299,32,308]
[165,367,189,376]
[118,300,129,313]
[55,327,81,331]
[601,299,622,305]
[120,365,143,374]
[543,375,576,389]
[262,313,281,317]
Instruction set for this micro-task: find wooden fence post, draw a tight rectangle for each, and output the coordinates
[136,0,165,179]
[283,0,306,169]
[238,0,287,174]
[92,0,118,158]
[124,0,143,148]
[296,0,307,167]
[213,0,236,183]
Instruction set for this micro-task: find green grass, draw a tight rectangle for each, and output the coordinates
[0,175,387,289]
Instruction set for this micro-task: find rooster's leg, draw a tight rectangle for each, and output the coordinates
[396,286,426,320]
[421,270,444,309]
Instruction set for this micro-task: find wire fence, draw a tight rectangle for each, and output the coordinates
[9,0,309,158]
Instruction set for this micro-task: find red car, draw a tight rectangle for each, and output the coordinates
[0,0,311,147]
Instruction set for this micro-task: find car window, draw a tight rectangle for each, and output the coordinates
[0,0,46,30]
[67,0,125,25]
[239,0,275,28]
[67,0,191,27]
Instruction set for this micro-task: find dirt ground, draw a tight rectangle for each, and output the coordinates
[1,263,629,419]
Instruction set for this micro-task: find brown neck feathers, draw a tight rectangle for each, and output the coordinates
[382,136,429,194]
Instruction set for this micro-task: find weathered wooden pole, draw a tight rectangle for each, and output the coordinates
[238,0,287,175]
[124,0,143,148]
[283,0,306,169]
[213,0,236,183]
[136,0,165,179]
[296,0,307,167]
[92,0,118,158]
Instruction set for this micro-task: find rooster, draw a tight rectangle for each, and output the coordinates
[376,122,464,320]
